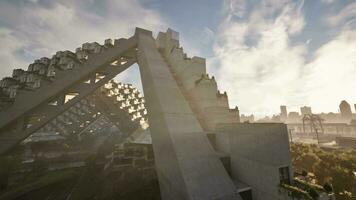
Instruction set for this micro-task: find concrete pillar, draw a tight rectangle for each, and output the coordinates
[136,28,240,200]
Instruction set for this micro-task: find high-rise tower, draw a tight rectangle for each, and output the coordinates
[339,100,352,122]
[280,105,287,121]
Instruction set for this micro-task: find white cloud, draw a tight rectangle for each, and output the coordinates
[214,0,356,117]
[214,0,307,116]
[227,0,246,18]
[305,28,356,113]
[0,28,28,78]
[0,0,167,86]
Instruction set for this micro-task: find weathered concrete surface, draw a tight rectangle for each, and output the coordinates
[136,28,240,200]
[0,37,136,129]
[155,29,240,132]
[0,50,136,154]
[215,123,293,200]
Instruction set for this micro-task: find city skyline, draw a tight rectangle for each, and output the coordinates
[248,100,356,120]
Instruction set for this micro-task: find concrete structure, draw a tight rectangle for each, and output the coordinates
[0,28,294,200]
[105,143,156,182]
[240,114,254,123]
[339,100,352,122]
[31,80,147,140]
[138,29,240,200]
[300,106,312,116]
[335,136,356,148]
[288,112,300,122]
[272,103,356,125]
[280,106,287,121]
[213,123,293,200]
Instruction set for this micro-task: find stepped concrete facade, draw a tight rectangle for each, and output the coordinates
[137,29,240,200]
[0,28,293,200]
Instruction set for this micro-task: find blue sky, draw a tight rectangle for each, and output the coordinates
[0,0,356,117]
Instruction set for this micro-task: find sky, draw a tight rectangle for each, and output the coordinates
[0,0,356,117]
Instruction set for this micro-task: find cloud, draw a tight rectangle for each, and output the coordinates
[327,2,356,26]
[0,28,28,78]
[0,0,167,87]
[320,0,334,4]
[214,0,356,116]
[2,0,356,118]
[305,27,356,113]
[226,0,246,18]
[214,0,307,116]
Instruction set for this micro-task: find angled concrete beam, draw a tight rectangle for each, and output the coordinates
[0,59,136,154]
[0,37,137,130]
[136,28,240,200]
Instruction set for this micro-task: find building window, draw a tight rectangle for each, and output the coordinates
[279,166,290,185]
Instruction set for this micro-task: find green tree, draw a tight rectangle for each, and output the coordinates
[291,143,356,200]
[323,183,333,194]
[308,188,319,200]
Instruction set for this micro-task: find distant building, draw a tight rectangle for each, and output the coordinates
[300,106,312,116]
[336,136,356,148]
[240,114,255,123]
[288,112,300,122]
[280,105,287,121]
[339,100,352,122]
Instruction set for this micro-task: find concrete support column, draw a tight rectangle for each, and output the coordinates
[136,28,240,200]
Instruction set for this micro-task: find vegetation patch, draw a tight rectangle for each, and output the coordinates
[291,143,356,200]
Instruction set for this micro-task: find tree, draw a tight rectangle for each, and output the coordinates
[302,170,308,177]
[291,143,356,200]
[308,188,319,200]
[323,183,333,194]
